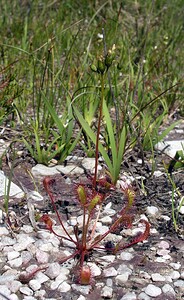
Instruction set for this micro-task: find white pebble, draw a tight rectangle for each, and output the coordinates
[151,273,165,282]
[45,262,61,279]
[174,279,184,288]
[116,273,130,285]
[8,280,22,293]
[120,251,134,261]
[170,270,180,280]
[21,251,33,265]
[100,216,112,225]
[19,286,33,296]
[35,271,49,284]
[71,284,91,295]
[146,206,158,216]
[0,227,9,236]
[35,249,49,264]
[106,278,113,287]
[120,291,137,299]
[117,264,133,275]
[7,251,20,261]
[9,294,19,300]
[77,296,86,300]
[0,285,11,297]
[21,225,34,233]
[169,262,181,270]
[101,286,113,298]
[157,240,170,249]
[1,236,16,246]
[181,271,184,279]
[144,284,162,297]
[34,290,46,298]
[29,279,41,291]
[88,262,101,276]
[138,292,151,300]
[8,257,23,268]
[13,235,35,251]
[58,281,71,292]
[39,242,54,252]
[162,283,175,295]
[103,267,117,277]
[179,206,184,214]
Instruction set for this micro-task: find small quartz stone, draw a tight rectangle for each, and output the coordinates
[140,271,151,279]
[0,227,9,236]
[71,284,91,295]
[120,291,137,299]
[170,270,180,280]
[9,294,19,300]
[29,279,41,291]
[144,284,162,297]
[77,296,86,300]
[116,273,130,285]
[0,285,11,298]
[158,240,170,249]
[151,273,166,282]
[58,281,71,292]
[34,290,46,298]
[21,225,34,233]
[13,235,35,251]
[35,249,49,264]
[88,262,101,276]
[101,286,113,298]
[45,262,61,279]
[100,216,112,225]
[106,278,113,287]
[103,267,117,277]
[169,262,181,270]
[1,236,16,246]
[35,272,50,284]
[117,264,133,275]
[173,279,184,288]
[21,251,33,265]
[120,251,134,261]
[8,280,22,293]
[162,283,175,295]
[138,292,151,300]
[179,206,184,214]
[146,206,159,216]
[19,286,33,296]
[7,251,20,261]
[8,257,23,268]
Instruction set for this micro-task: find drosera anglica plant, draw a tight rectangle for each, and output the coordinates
[39,43,150,285]
[40,176,150,285]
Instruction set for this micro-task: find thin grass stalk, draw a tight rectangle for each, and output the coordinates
[93,73,105,188]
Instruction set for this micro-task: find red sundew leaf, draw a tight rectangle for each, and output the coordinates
[39,214,53,231]
[115,219,150,252]
[125,219,150,248]
[79,265,92,285]
[43,177,55,193]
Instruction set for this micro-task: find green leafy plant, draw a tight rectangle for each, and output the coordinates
[168,147,184,173]
[164,162,184,233]
[73,44,128,185]
[0,65,20,126]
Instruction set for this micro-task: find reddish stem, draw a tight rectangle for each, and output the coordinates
[43,178,77,245]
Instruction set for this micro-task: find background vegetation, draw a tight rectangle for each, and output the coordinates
[0,0,183,167]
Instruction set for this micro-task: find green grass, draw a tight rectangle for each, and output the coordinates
[0,0,183,165]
